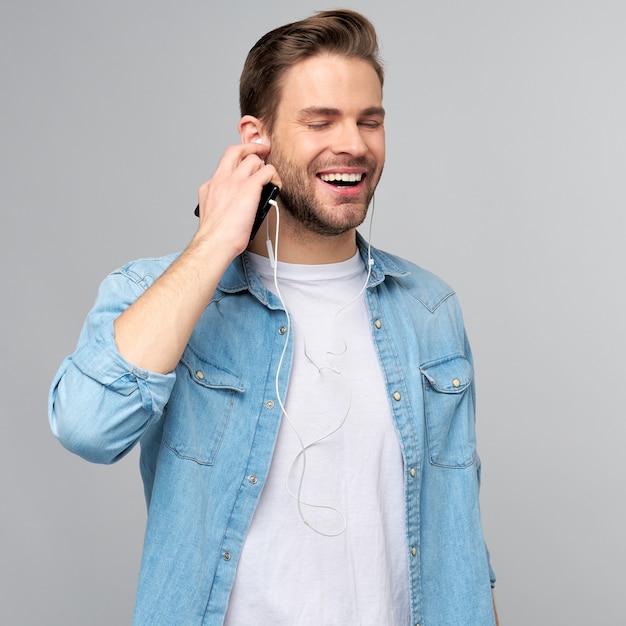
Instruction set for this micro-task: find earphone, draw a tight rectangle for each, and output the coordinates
[266,194,377,537]
[252,130,378,535]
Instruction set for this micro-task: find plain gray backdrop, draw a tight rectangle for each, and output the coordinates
[2,1,624,624]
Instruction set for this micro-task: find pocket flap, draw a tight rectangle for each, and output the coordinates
[420,355,473,393]
[180,347,245,392]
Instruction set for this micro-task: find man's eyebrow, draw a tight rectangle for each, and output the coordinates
[297,107,342,118]
[297,106,386,118]
[361,106,386,118]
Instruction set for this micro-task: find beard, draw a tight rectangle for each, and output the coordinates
[268,145,382,237]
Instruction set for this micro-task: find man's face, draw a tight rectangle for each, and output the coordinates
[267,54,385,237]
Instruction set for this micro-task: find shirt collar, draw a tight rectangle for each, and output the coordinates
[216,231,410,305]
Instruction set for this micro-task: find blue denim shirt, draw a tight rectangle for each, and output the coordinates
[49,235,496,626]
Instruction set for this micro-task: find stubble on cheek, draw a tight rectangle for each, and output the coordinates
[270,149,381,236]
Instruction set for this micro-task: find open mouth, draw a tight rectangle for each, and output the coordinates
[318,172,364,188]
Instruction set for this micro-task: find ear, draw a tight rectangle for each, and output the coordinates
[239,115,268,145]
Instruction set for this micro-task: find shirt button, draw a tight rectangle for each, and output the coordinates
[411,546,417,557]
[248,475,258,484]
[374,319,382,329]
[265,400,275,409]
[278,326,287,335]
[410,467,416,478]
[196,370,204,380]
[393,391,401,401]
[452,378,461,388]
[223,551,231,561]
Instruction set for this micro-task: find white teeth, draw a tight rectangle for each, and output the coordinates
[320,172,363,183]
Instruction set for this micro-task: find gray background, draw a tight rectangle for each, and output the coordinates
[1,0,624,624]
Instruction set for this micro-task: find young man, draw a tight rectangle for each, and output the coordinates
[49,10,498,625]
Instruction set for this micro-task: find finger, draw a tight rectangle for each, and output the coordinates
[250,163,282,190]
[216,142,270,173]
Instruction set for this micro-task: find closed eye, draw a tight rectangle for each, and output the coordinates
[307,121,333,130]
[359,120,383,129]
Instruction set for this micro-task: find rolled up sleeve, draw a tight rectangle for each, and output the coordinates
[49,259,177,464]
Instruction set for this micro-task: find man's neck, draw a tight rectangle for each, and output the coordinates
[247,212,358,265]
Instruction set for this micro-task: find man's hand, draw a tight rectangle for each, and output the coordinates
[493,588,500,625]
[193,142,279,258]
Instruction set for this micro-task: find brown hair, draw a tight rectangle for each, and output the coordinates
[239,9,384,132]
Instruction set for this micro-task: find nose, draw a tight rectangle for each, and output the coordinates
[330,121,368,157]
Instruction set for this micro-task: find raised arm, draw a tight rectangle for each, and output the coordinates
[114,142,277,374]
[49,141,278,464]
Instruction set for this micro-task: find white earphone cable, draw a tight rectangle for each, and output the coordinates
[267,195,376,537]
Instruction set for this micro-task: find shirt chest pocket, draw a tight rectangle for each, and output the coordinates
[162,348,245,466]
[420,355,477,468]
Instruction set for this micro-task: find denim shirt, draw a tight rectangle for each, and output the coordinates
[49,235,496,626]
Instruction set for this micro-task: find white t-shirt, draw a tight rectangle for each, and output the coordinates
[224,251,409,626]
